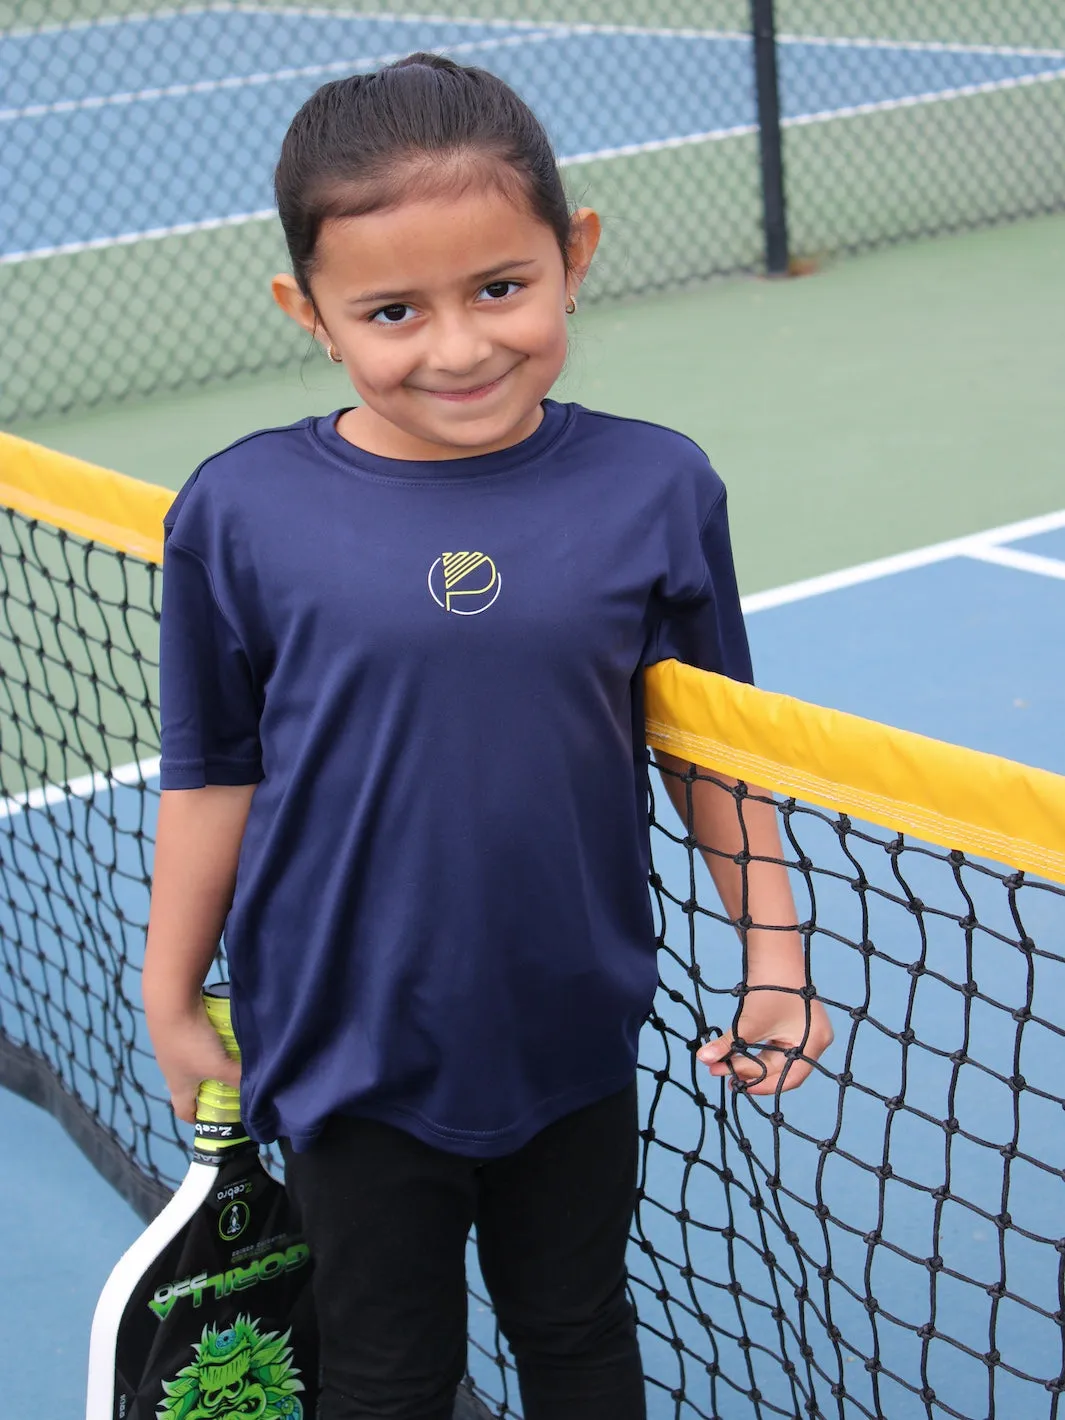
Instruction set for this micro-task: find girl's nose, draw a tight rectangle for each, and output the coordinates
[425,314,493,376]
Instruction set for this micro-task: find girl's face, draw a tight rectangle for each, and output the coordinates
[273,184,599,461]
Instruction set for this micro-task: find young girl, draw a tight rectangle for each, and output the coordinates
[144,53,832,1420]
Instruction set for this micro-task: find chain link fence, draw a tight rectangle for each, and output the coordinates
[2,2,1063,426]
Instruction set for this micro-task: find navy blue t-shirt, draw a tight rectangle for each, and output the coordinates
[159,400,753,1155]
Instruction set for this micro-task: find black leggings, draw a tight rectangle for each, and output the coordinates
[281,1081,646,1420]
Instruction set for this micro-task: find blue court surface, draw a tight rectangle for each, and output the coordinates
[5,507,1065,1416]
[3,9,1065,257]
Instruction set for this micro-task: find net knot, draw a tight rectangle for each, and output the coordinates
[927,1256,944,1273]
[1010,1074,1026,1093]
[985,1349,1001,1366]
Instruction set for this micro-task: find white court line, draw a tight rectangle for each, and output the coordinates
[0,29,560,122]
[8,44,1061,126]
[8,51,1061,265]
[1,5,565,40]
[965,545,1065,581]
[1,509,1061,817]
[777,33,1065,61]
[741,509,1065,614]
[10,6,1063,59]
[0,210,277,264]
[0,757,161,822]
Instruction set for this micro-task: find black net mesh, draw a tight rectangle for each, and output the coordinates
[2,0,1063,423]
[2,501,1065,1418]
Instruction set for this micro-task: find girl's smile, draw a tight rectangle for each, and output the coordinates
[416,366,518,401]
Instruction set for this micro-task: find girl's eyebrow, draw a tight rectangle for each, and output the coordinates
[349,258,539,305]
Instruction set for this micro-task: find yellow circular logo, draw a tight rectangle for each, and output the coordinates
[428,552,502,615]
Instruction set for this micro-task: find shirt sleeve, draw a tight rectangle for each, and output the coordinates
[158,538,264,789]
[645,485,754,684]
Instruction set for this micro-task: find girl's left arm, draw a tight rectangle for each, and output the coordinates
[655,751,834,1095]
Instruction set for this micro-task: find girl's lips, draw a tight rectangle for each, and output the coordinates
[422,371,509,402]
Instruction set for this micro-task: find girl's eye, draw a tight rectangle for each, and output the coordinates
[480,280,522,301]
[370,303,415,325]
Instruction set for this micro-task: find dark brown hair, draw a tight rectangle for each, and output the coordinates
[274,53,573,296]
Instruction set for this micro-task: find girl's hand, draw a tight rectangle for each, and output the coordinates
[150,999,242,1124]
[697,980,834,1096]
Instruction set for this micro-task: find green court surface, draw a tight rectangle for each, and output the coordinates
[13,211,1065,593]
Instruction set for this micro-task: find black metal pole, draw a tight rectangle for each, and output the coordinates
[750,0,789,275]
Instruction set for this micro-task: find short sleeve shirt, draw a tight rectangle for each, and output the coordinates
[160,400,753,1154]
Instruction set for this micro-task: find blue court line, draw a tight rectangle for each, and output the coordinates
[5,514,1064,1418]
[2,11,1064,259]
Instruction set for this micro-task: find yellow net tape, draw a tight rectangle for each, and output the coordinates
[646,659,1065,885]
[0,431,168,563]
[3,432,1063,883]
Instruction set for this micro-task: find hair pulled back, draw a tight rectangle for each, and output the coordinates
[275,53,572,296]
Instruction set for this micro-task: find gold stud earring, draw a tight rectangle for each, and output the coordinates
[565,297,577,315]
[326,344,344,364]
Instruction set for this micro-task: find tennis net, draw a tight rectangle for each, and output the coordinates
[2,434,1065,1419]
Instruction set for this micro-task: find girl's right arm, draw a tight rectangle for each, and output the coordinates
[143,784,257,1122]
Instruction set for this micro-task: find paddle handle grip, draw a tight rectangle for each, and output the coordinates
[195,984,247,1144]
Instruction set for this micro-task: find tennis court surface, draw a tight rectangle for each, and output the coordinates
[5,10,1065,257]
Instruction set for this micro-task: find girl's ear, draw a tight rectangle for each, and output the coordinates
[566,207,602,300]
[271,273,322,340]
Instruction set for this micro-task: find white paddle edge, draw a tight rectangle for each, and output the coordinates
[86,1160,218,1419]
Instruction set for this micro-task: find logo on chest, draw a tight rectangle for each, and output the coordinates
[428,552,502,615]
